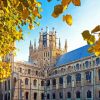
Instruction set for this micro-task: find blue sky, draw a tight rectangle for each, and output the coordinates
[15,0,100,61]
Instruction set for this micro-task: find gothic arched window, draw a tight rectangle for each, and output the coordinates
[96,58,100,66]
[25,78,29,85]
[33,79,37,86]
[59,92,63,99]
[34,92,37,100]
[85,61,89,68]
[67,75,71,84]
[36,71,38,75]
[41,80,44,86]
[0,93,3,100]
[76,73,81,82]
[99,91,100,98]
[76,63,79,70]
[5,93,7,100]
[86,71,91,81]
[87,90,92,98]
[52,78,56,86]
[76,91,80,98]
[25,92,29,100]
[46,80,50,86]
[59,77,63,85]
[67,92,71,98]
[52,93,56,99]
[47,93,50,99]
[41,93,44,100]
[8,92,10,100]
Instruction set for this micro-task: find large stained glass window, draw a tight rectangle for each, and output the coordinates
[43,34,47,47]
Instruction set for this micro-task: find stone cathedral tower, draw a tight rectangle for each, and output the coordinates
[29,27,67,68]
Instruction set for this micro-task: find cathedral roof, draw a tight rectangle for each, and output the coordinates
[55,45,93,67]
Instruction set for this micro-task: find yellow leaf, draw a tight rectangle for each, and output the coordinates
[37,2,41,7]
[91,25,100,33]
[62,0,71,6]
[82,30,95,45]
[96,38,100,45]
[95,51,100,56]
[82,30,91,41]
[33,7,39,17]
[72,0,81,6]
[52,5,63,18]
[22,8,30,20]
[28,24,34,30]
[17,3,23,11]
[19,29,22,32]
[88,46,94,53]
[3,0,7,7]
[52,12,58,18]
[88,35,95,45]
[63,5,68,11]
[63,14,73,26]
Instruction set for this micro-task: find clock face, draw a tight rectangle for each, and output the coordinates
[43,34,47,47]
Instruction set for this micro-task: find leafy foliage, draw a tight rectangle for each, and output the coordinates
[63,14,73,26]
[0,0,42,82]
[82,30,95,45]
[48,0,81,26]
[0,62,11,82]
[82,25,100,56]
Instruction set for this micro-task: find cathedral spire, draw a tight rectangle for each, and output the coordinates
[65,39,67,52]
[52,27,56,35]
[41,28,44,33]
[52,27,55,33]
[46,26,49,33]
[30,40,32,47]
[34,39,36,50]
[29,40,33,49]
[59,38,61,49]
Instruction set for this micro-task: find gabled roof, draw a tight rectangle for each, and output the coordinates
[55,45,93,67]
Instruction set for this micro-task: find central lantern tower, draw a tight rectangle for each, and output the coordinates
[29,27,67,68]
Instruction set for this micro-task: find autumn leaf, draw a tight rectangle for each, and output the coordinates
[28,24,34,30]
[0,62,11,82]
[22,8,30,20]
[88,45,100,56]
[0,0,42,82]
[82,30,91,41]
[52,5,64,18]
[33,7,39,17]
[37,2,41,7]
[63,14,73,26]
[72,0,81,6]
[82,30,95,45]
[88,35,95,45]
[3,0,7,7]
[52,12,58,18]
[88,46,94,53]
[91,25,100,33]
[95,51,100,56]
[62,0,71,6]
[17,3,23,12]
